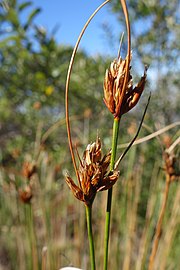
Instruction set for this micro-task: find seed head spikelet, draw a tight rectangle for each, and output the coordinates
[103,0,147,119]
[65,137,119,206]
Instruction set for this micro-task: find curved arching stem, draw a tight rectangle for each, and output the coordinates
[65,0,110,185]
[121,0,131,57]
[115,0,131,118]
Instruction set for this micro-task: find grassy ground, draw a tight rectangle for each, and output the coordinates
[0,132,179,270]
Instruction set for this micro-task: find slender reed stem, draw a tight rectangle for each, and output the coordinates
[25,204,39,270]
[86,205,96,270]
[104,117,120,270]
[148,174,171,270]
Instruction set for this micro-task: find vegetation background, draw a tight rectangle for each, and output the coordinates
[0,0,179,269]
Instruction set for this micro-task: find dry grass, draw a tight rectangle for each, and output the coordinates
[0,136,179,269]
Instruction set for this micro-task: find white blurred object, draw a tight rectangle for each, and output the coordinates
[60,268,83,270]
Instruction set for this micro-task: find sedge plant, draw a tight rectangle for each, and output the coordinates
[65,2,116,269]
[65,0,149,269]
[103,0,148,268]
[148,138,180,270]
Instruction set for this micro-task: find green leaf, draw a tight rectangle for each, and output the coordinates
[18,1,32,12]
[0,35,20,48]
[7,9,19,28]
[24,8,41,30]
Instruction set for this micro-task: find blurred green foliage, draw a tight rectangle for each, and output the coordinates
[0,0,113,166]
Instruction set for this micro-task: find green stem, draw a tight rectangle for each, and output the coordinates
[104,117,120,270]
[86,205,96,270]
[26,204,39,270]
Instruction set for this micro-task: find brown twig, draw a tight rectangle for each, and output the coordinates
[166,136,180,154]
[148,137,180,269]
[148,174,171,270]
[117,121,180,149]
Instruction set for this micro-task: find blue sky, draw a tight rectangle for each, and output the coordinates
[26,0,121,56]
[22,1,148,76]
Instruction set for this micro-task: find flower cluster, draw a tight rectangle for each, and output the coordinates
[103,54,147,118]
[18,161,36,204]
[65,138,119,206]
[19,185,32,204]
[164,151,180,181]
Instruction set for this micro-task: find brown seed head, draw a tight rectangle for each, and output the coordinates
[22,161,36,180]
[33,101,41,110]
[19,185,32,204]
[162,135,172,148]
[164,151,180,181]
[65,138,119,206]
[103,54,147,118]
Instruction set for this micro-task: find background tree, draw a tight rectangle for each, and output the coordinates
[0,0,113,167]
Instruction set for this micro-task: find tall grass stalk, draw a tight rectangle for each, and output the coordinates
[135,162,159,270]
[104,117,120,270]
[158,185,180,270]
[41,246,47,270]
[86,206,96,270]
[103,0,131,267]
[148,174,171,270]
[25,204,39,270]
[123,156,142,270]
